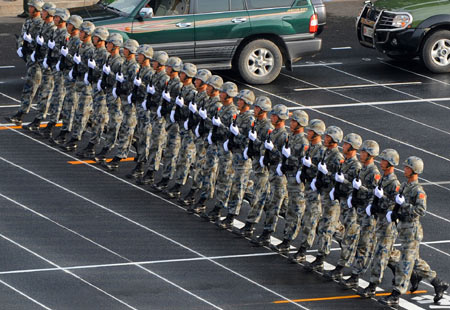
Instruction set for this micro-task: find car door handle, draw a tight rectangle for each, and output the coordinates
[176,22,192,28]
[231,18,247,23]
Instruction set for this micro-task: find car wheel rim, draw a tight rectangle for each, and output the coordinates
[248,48,274,77]
[431,39,450,67]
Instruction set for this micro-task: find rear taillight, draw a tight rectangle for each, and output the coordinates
[310,14,318,33]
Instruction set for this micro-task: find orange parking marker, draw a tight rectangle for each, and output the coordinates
[0,123,62,131]
[68,157,135,165]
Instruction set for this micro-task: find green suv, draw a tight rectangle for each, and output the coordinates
[70,0,322,84]
[356,0,450,73]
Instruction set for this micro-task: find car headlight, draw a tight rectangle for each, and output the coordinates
[391,14,412,28]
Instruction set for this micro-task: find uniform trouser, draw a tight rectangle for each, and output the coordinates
[134,109,152,163]
[190,138,207,190]
[283,176,306,241]
[263,174,288,233]
[198,143,219,201]
[115,102,137,159]
[337,206,364,267]
[71,82,93,140]
[19,63,42,114]
[103,95,122,151]
[299,188,322,249]
[317,192,341,256]
[214,149,234,209]
[147,117,166,172]
[161,123,181,179]
[60,78,78,132]
[88,90,109,145]
[352,214,377,275]
[47,71,66,123]
[226,154,251,216]
[369,218,398,285]
[35,68,54,120]
[246,170,270,224]
[173,130,196,186]
[389,248,437,285]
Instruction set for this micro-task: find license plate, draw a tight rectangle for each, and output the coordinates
[363,26,374,38]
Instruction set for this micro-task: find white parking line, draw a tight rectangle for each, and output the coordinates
[0,104,21,108]
[294,82,422,91]
[421,181,450,186]
[0,279,53,310]
[291,62,343,67]
[0,91,21,103]
[331,47,352,50]
[0,66,15,69]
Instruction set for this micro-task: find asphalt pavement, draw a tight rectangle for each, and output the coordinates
[0,1,449,310]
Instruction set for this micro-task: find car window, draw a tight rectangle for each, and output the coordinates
[102,0,142,15]
[148,0,190,16]
[195,0,228,13]
[246,0,294,9]
[230,0,245,11]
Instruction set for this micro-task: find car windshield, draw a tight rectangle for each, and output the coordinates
[101,0,143,15]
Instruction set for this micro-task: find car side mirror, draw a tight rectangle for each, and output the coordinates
[139,7,153,19]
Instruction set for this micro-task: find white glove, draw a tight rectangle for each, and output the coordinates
[162,90,171,102]
[183,119,189,131]
[170,110,176,123]
[60,46,68,57]
[156,105,162,118]
[212,116,222,127]
[175,96,184,107]
[47,39,55,50]
[282,145,291,158]
[395,194,405,205]
[223,140,229,152]
[141,100,147,111]
[296,170,302,184]
[42,57,48,69]
[73,53,81,65]
[310,178,318,192]
[83,72,90,85]
[259,155,265,168]
[366,204,372,216]
[352,178,362,190]
[147,84,155,95]
[318,162,328,175]
[329,188,335,201]
[243,147,249,160]
[68,68,74,81]
[88,58,96,69]
[207,131,213,145]
[127,93,133,104]
[30,51,36,62]
[55,60,61,72]
[133,77,142,87]
[302,156,312,167]
[194,124,200,138]
[230,123,239,136]
[96,79,102,91]
[199,108,207,120]
[189,101,197,114]
[335,172,345,183]
[276,163,283,176]
[112,87,118,99]
[115,72,124,83]
[248,130,257,141]
[102,64,111,75]
[347,196,353,209]
[386,211,393,223]
[264,140,274,151]
[23,32,33,43]
[36,35,44,46]
[16,47,23,58]
[375,186,384,199]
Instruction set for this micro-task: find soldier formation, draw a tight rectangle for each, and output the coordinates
[8,0,449,306]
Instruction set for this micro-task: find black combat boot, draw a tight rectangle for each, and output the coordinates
[103,156,121,171]
[289,246,307,264]
[6,111,24,125]
[243,192,254,205]
[179,188,196,206]
[94,147,109,163]
[388,262,396,285]
[233,222,255,237]
[379,289,400,306]
[271,239,291,253]
[137,169,155,185]
[341,273,359,289]
[431,277,449,303]
[50,129,69,145]
[200,205,221,221]
[250,229,271,247]
[153,177,170,191]
[358,282,377,298]
[76,142,96,159]
[187,197,207,215]
[305,255,324,272]
[39,121,56,138]
[410,270,422,293]
[23,117,41,131]
[61,137,79,152]
[216,213,235,229]
[126,162,145,179]
[167,183,182,199]
[323,264,344,281]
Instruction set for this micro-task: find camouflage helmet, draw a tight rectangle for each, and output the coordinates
[254,96,272,112]
[194,69,211,83]
[137,44,154,59]
[306,119,326,135]
[325,126,343,144]
[80,21,95,36]
[166,56,183,71]
[360,140,380,157]
[181,63,197,78]
[236,89,255,106]
[343,133,362,150]
[270,104,289,120]
[220,81,238,97]
[67,15,83,29]
[152,51,169,65]
[42,2,56,16]
[92,27,109,41]
[379,148,400,167]
[206,75,223,90]
[123,39,139,54]
[54,8,70,22]
[106,33,123,47]
[28,0,44,11]
[403,156,424,174]
[291,110,309,127]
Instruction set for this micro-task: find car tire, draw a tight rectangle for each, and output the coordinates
[237,39,283,85]
[421,30,450,73]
